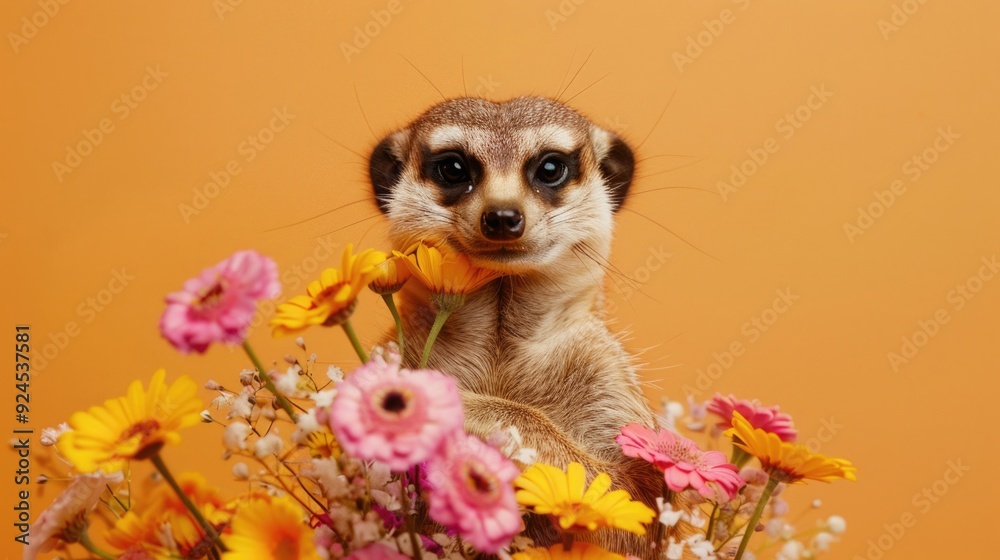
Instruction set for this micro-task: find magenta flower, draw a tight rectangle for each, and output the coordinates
[159,250,280,353]
[329,357,464,472]
[426,433,522,553]
[706,393,797,442]
[617,423,744,501]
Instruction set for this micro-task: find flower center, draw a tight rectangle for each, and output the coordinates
[371,387,415,421]
[382,391,407,413]
[660,440,705,468]
[273,536,298,560]
[121,419,161,442]
[196,279,227,309]
[462,461,500,502]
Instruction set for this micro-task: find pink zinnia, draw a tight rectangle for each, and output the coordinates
[706,393,797,442]
[24,472,123,559]
[159,250,280,353]
[329,357,463,472]
[426,433,522,553]
[617,423,744,501]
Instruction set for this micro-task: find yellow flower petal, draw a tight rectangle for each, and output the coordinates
[514,462,655,536]
[394,242,501,295]
[221,495,321,560]
[270,245,387,336]
[725,411,858,484]
[57,370,202,474]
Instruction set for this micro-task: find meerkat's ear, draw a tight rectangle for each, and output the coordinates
[594,129,635,212]
[369,131,409,213]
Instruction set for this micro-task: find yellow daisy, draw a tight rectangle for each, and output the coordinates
[725,411,858,484]
[270,245,387,336]
[394,242,501,295]
[513,542,626,560]
[57,370,203,473]
[514,462,655,536]
[304,429,341,460]
[368,255,413,295]
[106,472,230,558]
[222,494,321,560]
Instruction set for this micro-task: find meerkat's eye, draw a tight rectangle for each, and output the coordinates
[532,153,571,189]
[431,152,473,188]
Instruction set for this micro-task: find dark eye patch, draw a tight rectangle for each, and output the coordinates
[525,150,581,205]
[420,147,484,206]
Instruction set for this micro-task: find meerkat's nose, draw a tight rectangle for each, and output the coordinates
[480,207,525,240]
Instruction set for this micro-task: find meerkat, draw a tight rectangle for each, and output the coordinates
[368,96,666,557]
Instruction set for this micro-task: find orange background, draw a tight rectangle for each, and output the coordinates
[1,1,997,558]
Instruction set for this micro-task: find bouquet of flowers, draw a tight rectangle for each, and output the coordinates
[24,245,856,560]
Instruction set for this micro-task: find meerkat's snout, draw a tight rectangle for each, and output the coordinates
[480,207,524,240]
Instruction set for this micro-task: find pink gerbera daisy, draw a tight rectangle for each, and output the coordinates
[159,250,280,353]
[426,433,522,553]
[617,423,744,501]
[706,393,797,442]
[329,357,463,472]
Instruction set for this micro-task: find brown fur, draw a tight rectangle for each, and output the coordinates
[370,97,666,558]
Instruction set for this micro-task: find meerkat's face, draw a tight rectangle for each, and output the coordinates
[369,96,634,274]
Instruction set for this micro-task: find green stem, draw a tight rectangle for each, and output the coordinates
[420,307,453,368]
[79,531,117,560]
[733,477,779,560]
[242,341,298,422]
[399,475,422,560]
[730,446,751,468]
[382,293,405,360]
[341,319,369,363]
[150,452,227,553]
[705,501,720,541]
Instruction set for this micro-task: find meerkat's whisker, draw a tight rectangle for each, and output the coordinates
[353,83,378,141]
[308,123,367,161]
[319,214,383,237]
[636,89,677,150]
[556,48,595,102]
[563,71,611,104]
[622,206,721,262]
[630,185,719,198]
[399,54,446,100]
[634,156,708,179]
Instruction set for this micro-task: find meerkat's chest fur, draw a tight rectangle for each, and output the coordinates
[398,271,655,461]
